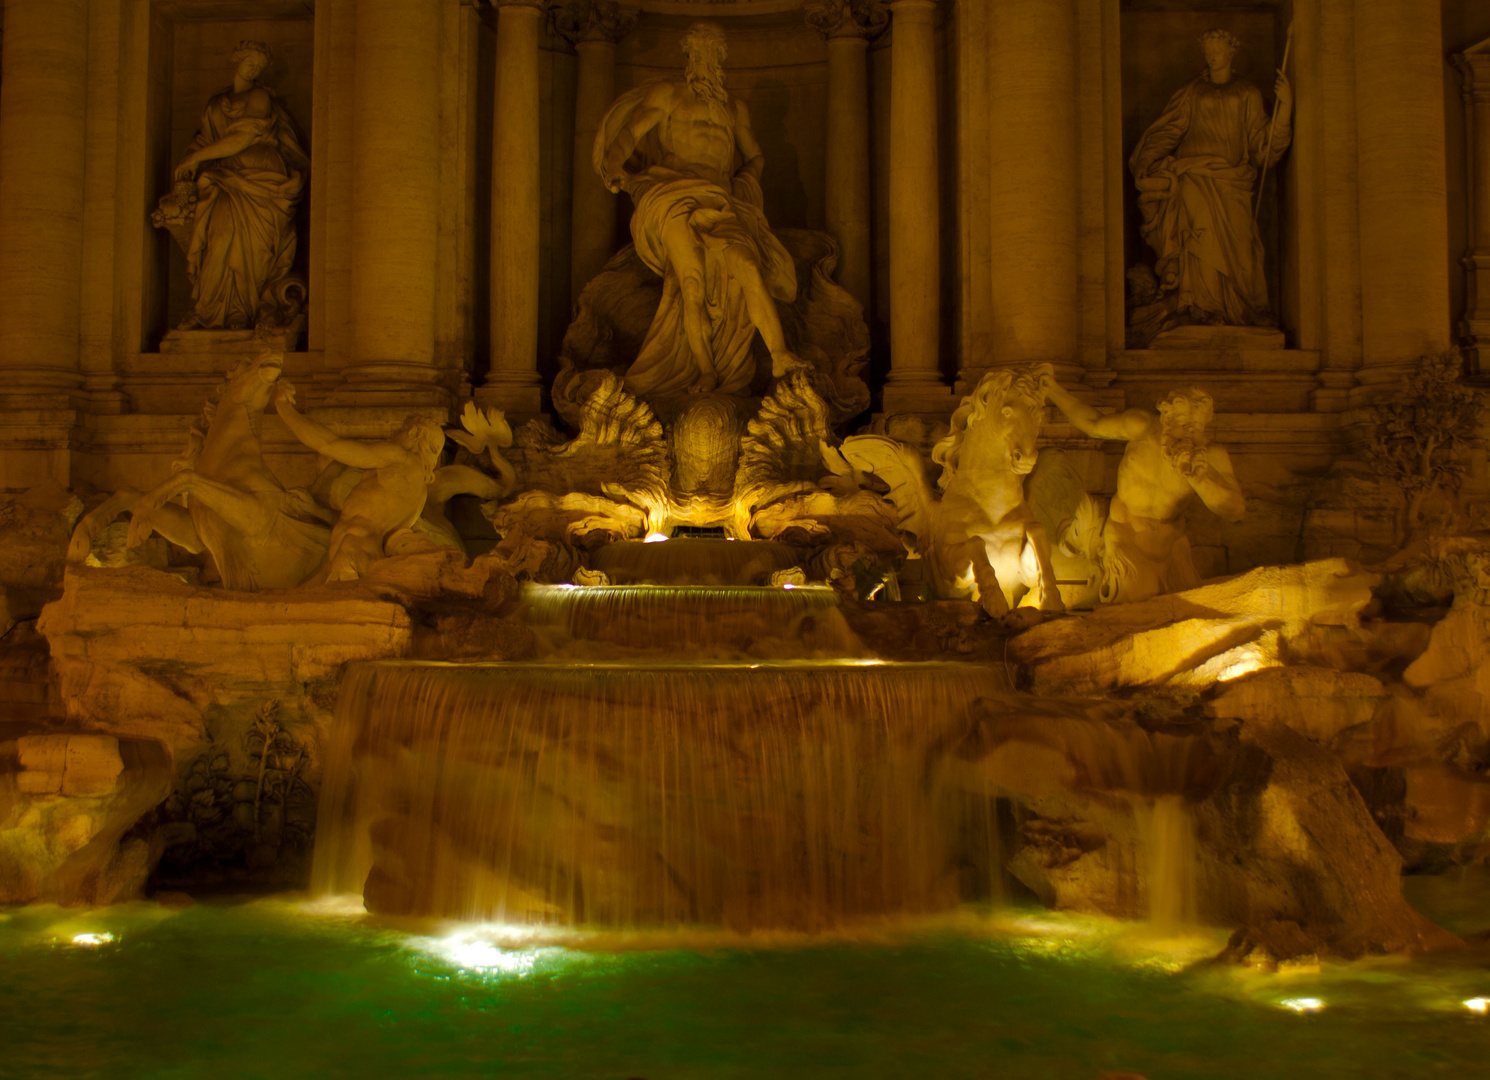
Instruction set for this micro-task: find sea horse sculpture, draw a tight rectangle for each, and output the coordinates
[827,364,1064,616]
[68,351,333,590]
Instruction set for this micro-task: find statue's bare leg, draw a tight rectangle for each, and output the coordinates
[127,471,268,550]
[721,243,803,376]
[660,218,716,389]
[71,489,208,562]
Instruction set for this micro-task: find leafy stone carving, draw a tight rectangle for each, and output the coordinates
[1364,351,1484,544]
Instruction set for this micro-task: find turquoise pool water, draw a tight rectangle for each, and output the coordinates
[2,892,1487,1080]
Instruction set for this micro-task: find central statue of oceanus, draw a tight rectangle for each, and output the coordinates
[595,22,806,397]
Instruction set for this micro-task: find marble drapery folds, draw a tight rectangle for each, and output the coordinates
[158,55,308,332]
[594,78,797,399]
[625,165,796,397]
[1129,73,1290,329]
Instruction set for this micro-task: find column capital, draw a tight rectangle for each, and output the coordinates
[555,0,637,46]
[804,0,887,41]
[1454,50,1490,102]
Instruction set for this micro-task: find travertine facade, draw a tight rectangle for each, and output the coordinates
[0,0,1487,574]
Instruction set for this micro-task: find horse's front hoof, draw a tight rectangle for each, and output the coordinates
[66,532,92,564]
[1001,608,1046,632]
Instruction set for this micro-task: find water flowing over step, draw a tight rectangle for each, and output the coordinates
[313,660,1011,929]
[523,584,869,657]
[586,539,803,586]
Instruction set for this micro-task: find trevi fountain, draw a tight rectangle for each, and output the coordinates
[2,1,1490,1077]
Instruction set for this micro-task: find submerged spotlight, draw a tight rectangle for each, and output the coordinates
[1279,997,1324,1013]
[1465,997,1489,1014]
[71,932,115,947]
[644,532,669,543]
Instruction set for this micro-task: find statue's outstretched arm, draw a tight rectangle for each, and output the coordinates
[1129,81,1191,178]
[274,383,405,471]
[601,84,669,191]
[1042,374,1150,441]
[176,89,272,178]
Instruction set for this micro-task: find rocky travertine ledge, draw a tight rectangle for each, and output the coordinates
[28,551,533,895]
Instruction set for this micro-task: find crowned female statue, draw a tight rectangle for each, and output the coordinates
[1129,29,1292,342]
[155,41,308,332]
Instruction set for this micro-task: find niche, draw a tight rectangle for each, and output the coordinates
[1119,1,1291,351]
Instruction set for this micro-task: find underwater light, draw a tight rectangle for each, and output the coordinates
[445,940,533,975]
[1279,997,1324,1013]
[644,532,669,543]
[1464,997,1489,1014]
[71,932,115,947]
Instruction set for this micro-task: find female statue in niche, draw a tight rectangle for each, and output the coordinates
[1128,29,1291,344]
[157,41,308,332]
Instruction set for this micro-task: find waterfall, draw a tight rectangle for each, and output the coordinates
[1145,795,1198,932]
[524,584,867,658]
[313,659,1011,930]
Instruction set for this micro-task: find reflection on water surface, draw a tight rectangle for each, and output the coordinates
[3,895,1487,1080]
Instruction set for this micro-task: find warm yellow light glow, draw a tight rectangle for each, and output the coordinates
[1465,997,1489,1014]
[1215,654,1266,682]
[1279,997,1324,1013]
[644,532,669,543]
[71,932,115,947]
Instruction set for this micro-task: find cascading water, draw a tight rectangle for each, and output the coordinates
[1145,795,1199,932]
[313,659,1010,930]
[523,584,868,658]
[313,561,1217,931]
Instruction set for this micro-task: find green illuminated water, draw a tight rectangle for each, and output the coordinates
[2,894,1487,1080]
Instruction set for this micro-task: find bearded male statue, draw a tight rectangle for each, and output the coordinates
[1042,377,1245,604]
[594,22,805,397]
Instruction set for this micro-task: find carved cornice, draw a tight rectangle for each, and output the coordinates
[804,0,887,41]
[1455,48,1490,104]
[554,0,639,45]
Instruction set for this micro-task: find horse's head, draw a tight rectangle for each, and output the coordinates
[223,350,285,412]
[931,363,1051,486]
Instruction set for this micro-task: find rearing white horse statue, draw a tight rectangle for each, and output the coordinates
[828,363,1064,616]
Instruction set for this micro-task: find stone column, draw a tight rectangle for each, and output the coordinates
[883,0,947,413]
[806,1,885,313]
[485,0,546,414]
[0,0,89,404]
[562,2,635,300]
[1353,0,1451,389]
[1456,47,1490,374]
[341,0,445,405]
[985,0,1078,379]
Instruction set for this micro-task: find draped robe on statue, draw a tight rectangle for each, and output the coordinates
[181,91,308,330]
[594,80,797,398]
[1129,75,1289,327]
